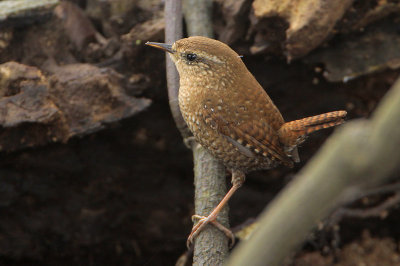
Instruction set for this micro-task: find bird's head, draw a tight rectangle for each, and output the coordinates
[146,36,244,80]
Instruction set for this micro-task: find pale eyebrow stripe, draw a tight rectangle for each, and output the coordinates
[203,54,224,64]
[181,51,224,64]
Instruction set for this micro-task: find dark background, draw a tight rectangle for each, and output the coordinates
[0,0,399,265]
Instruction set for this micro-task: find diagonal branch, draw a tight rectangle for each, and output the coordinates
[226,76,400,266]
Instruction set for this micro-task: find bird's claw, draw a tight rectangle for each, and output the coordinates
[186,215,235,249]
[186,216,206,248]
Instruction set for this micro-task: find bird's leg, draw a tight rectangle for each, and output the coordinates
[186,170,245,248]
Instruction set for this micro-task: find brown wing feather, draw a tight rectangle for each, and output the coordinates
[233,120,293,166]
[202,112,293,166]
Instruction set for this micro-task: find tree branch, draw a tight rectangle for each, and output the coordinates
[182,0,230,265]
[192,142,229,265]
[164,0,191,138]
[183,0,214,38]
[326,182,400,227]
[164,0,229,264]
[226,76,400,266]
[330,192,400,221]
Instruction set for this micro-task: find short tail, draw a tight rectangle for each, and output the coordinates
[278,110,347,148]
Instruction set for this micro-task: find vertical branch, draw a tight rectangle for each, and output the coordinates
[165,0,229,263]
[192,144,229,265]
[183,0,230,265]
[164,0,191,138]
[183,0,214,38]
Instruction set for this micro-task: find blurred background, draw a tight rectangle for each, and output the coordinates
[0,0,399,265]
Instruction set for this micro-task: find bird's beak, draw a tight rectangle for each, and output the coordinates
[145,42,175,54]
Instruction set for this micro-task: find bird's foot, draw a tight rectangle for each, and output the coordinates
[186,214,235,248]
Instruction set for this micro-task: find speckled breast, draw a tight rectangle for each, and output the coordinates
[178,84,280,172]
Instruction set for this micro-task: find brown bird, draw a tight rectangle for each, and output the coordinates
[146,36,347,247]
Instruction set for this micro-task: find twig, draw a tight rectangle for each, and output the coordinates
[328,192,400,226]
[226,76,400,266]
[323,181,400,228]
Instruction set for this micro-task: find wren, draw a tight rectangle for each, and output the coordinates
[146,36,347,247]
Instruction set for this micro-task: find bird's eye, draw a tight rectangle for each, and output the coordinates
[186,53,197,61]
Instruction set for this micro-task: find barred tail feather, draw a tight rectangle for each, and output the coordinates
[278,110,347,148]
